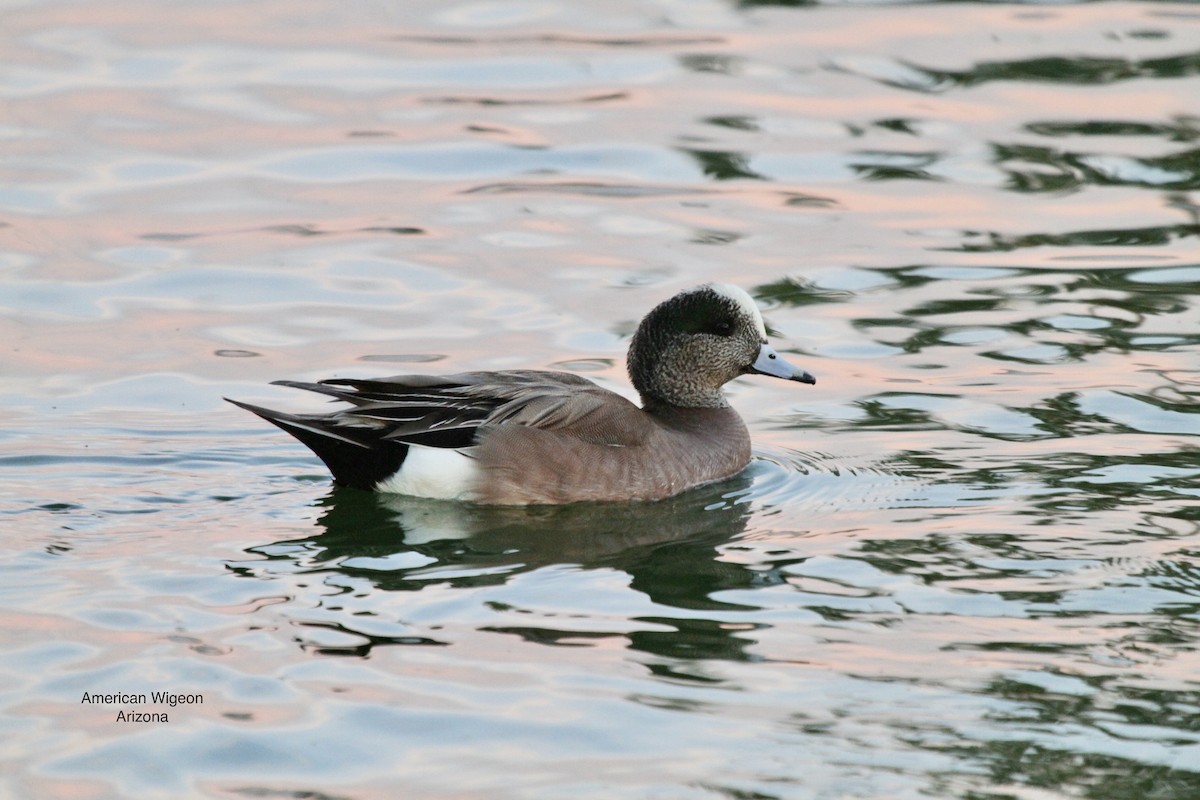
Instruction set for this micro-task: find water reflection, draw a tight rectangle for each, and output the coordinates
[795,265,1200,375]
[7,0,1200,795]
[231,477,765,659]
[829,50,1200,95]
[921,51,1200,90]
[955,674,1200,797]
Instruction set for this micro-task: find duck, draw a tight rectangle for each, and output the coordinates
[227,282,815,505]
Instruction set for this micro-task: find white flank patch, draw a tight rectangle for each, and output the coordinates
[709,282,767,339]
[374,445,480,501]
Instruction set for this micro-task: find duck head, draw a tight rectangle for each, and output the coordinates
[628,283,815,409]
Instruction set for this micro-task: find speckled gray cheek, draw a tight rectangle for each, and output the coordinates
[664,333,761,407]
[627,284,772,409]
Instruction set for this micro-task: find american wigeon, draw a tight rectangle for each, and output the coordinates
[228,283,815,504]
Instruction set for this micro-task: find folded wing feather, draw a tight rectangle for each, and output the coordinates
[274,370,648,450]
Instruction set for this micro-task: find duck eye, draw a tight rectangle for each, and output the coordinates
[711,319,735,337]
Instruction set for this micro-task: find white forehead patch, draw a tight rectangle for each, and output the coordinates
[707,283,767,339]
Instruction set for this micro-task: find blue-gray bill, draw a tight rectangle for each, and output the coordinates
[750,343,816,385]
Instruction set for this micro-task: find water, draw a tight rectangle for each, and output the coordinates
[3,0,1199,797]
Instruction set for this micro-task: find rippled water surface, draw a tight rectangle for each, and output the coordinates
[4,1,1200,797]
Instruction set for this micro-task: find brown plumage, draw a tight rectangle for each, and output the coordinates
[227,283,815,504]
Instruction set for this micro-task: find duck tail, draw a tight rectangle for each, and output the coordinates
[225,397,408,491]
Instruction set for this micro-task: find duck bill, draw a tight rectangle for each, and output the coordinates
[749,343,816,385]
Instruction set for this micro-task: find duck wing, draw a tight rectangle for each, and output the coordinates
[228,370,651,491]
[275,369,647,450]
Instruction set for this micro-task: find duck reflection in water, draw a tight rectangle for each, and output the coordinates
[235,472,778,662]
